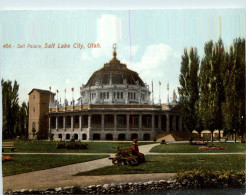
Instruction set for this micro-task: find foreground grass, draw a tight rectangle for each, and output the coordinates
[75,154,245,176]
[150,143,245,153]
[3,141,152,153]
[2,154,107,176]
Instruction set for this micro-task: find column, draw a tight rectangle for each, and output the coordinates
[158,115,161,130]
[88,115,91,129]
[71,116,74,131]
[110,89,113,103]
[151,114,155,131]
[126,114,130,131]
[79,115,82,131]
[139,114,142,131]
[138,90,141,104]
[63,116,66,131]
[166,114,170,132]
[172,115,176,131]
[114,114,117,131]
[88,92,91,104]
[87,114,91,140]
[101,114,105,131]
[125,89,129,104]
[56,116,58,131]
[179,116,182,131]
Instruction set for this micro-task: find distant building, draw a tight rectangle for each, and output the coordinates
[28,89,55,139]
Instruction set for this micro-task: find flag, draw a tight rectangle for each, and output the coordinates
[167,82,169,91]
[151,81,153,92]
[71,88,74,92]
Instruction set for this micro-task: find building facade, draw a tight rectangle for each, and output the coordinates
[28,89,55,139]
[46,49,183,141]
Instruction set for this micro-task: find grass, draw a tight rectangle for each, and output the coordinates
[2,140,153,153]
[2,154,107,176]
[150,143,245,153]
[75,154,245,176]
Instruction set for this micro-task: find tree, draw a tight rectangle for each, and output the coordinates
[222,38,245,142]
[179,38,244,142]
[17,102,29,138]
[199,39,226,141]
[178,47,200,133]
[2,79,20,139]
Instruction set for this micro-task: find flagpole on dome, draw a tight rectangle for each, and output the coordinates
[113,43,117,58]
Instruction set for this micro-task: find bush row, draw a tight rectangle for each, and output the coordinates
[175,170,245,188]
[56,141,88,150]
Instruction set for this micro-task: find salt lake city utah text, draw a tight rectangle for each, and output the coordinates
[2,42,101,49]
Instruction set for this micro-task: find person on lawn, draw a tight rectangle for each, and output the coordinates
[132,139,145,163]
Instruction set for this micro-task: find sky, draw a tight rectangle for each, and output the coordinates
[0,9,245,104]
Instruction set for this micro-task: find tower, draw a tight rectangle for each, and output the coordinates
[28,89,55,139]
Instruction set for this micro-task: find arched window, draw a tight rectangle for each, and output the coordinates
[131,133,138,140]
[58,134,62,139]
[143,134,150,141]
[74,134,78,140]
[118,134,125,141]
[82,134,87,140]
[66,134,70,140]
[93,134,101,140]
[106,134,113,140]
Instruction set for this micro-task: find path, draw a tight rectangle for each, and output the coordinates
[3,152,112,155]
[3,143,160,191]
[146,152,245,155]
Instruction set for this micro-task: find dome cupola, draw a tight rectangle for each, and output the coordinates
[85,45,145,87]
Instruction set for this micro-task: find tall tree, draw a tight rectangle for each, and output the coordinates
[222,38,245,142]
[199,39,226,141]
[178,47,200,132]
[2,79,20,139]
[17,102,29,138]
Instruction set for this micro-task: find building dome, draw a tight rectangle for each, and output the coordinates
[85,56,145,87]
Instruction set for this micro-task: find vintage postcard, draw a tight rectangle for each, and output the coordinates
[1,7,245,195]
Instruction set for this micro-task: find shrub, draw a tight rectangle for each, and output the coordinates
[56,141,88,150]
[56,142,66,149]
[49,133,54,141]
[175,170,245,188]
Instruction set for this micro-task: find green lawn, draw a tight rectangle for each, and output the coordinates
[75,154,245,176]
[3,141,153,153]
[150,143,245,153]
[2,154,107,176]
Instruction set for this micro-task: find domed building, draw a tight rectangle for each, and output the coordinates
[45,48,182,141]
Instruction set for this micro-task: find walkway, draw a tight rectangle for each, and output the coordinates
[3,143,160,191]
